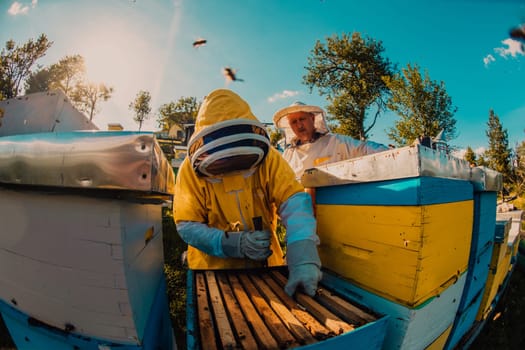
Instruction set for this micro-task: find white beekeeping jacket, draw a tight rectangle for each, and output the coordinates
[283,133,388,179]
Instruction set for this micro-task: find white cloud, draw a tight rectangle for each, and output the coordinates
[7,0,37,16]
[267,90,300,103]
[483,38,524,68]
[483,54,495,67]
[8,2,28,15]
[495,38,524,58]
[452,146,485,160]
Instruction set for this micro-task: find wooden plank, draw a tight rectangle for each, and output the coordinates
[249,273,317,345]
[215,272,259,349]
[195,272,217,350]
[269,270,354,335]
[316,288,377,325]
[238,273,299,349]
[227,274,279,349]
[205,271,237,349]
[260,272,334,340]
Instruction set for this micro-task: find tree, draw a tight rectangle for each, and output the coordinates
[71,83,113,121]
[485,109,513,198]
[477,154,488,167]
[157,96,200,131]
[512,140,525,197]
[385,63,457,146]
[25,54,113,120]
[24,66,53,94]
[129,90,152,131]
[25,55,86,99]
[303,32,395,140]
[47,55,85,95]
[464,146,477,166]
[269,128,283,148]
[0,34,53,99]
[26,55,86,95]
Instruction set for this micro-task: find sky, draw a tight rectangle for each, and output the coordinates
[1,0,524,155]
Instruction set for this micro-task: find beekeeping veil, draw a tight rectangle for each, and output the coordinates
[272,101,329,146]
[188,89,271,177]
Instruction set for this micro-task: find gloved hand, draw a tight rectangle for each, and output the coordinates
[285,240,322,297]
[221,230,272,261]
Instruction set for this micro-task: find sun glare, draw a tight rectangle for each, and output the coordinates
[66,15,169,129]
[78,23,155,87]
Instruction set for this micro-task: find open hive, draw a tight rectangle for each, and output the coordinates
[191,268,382,350]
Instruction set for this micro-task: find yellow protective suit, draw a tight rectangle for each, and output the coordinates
[174,89,305,270]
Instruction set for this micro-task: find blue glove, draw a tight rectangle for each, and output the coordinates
[222,230,272,261]
[285,240,322,297]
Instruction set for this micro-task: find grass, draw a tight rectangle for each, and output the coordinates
[1,210,524,349]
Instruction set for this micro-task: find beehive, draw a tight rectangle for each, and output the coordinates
[187,268,389,349]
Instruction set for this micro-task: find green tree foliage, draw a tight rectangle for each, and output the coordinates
[464,146,477,166]
[303,32,395,140]
[512,140,525,197]
[157,96,200,131]
[24,66,53,94]
[25,55,85,95]
[32,55,85,95]
[71,83,114,121]
[385,63,457,146]
[0,34,53,99]
[269,127,283,148]
[129,90,152,131]
[25,54,112,121]
[485,109,513,196]
[477,154,488,167]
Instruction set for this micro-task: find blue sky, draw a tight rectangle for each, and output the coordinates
[1,0,524,154]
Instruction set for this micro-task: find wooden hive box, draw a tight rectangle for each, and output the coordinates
[187,268,389,349]
[314,176,473,308]
[299,146,497,308]
[477,217,521,321]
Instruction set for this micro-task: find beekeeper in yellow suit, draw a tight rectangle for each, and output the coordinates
[174,89,321,296]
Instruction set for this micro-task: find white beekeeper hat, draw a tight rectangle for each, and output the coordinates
[272,101,329,144]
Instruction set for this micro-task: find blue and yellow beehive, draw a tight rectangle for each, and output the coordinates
[303,145,480,308]
[302,145,502,349]
[444,192,497,349]
[315,177,472,307]
[476,214,521,321]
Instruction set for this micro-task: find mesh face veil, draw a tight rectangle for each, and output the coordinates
[272,101,329,146]
[188,118,270,177]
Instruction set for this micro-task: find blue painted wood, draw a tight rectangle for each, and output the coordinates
[469,192,497,255]
[484,259,517,315]
[0,299,139,350]
[445,288,485,350]
[186,269,197,350]
[494,220,509,243]
[432,193,496,350]
[315,177,473,206]
[321,270,467,350]
[122,206,166,342]
[141,277,176,349]
[0,280,175,350]
[458,241,493,311]
[459,264,518,350]
[297,315,389,349]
